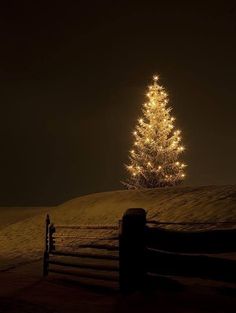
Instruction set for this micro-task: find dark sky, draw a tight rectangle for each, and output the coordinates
[0,1,236,205]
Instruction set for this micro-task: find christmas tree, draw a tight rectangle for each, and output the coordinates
[124,75,186,189]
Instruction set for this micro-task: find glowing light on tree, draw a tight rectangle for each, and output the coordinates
[124,75,187,189]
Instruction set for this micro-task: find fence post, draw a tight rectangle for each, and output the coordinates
[43,214,50,276]
[49,223,56,252]
[119,208,147,292]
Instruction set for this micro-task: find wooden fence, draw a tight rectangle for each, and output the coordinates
[145,211,236,285]
[43,209,236,292]
[43,215,120,287]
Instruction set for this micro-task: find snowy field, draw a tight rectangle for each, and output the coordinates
[0,185,236,270]
[0,185,236,313]
[0,207,52,230]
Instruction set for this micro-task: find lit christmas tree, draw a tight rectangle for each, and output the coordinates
[124,75,186,189]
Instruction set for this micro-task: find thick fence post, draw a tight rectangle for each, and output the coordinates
[43,214,50,276]
[119,208,147,292]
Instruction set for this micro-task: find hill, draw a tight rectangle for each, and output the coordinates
[0,185,236,270]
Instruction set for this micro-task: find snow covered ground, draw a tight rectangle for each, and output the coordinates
[0,207,52,230]
[0,185,236,313]
[0,185,236,270]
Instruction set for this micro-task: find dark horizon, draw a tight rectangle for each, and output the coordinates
[0,1,236,205]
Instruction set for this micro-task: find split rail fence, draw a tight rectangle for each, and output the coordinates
[43,209,236,292]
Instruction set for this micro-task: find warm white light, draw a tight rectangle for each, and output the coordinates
[126,75,186,188]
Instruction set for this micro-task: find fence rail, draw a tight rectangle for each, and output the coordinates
[53,235,119,240]
[51,250,119,260]
[49,268,119,282]
[147,220,236,226]
[146,226,236,253]
[146,247,236,283]
[56,224,119,230]
[48,259,119,272]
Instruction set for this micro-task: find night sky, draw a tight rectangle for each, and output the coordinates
[0,1,236,205]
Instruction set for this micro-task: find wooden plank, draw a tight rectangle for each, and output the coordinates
[48,259,119,272]
[146,248,236,283]
[146,227,236,253]
[50,250,119,260]
[56,225,118,230]
[147,220,236,226]
[54,235,119,240]
[51,243,119,251]
[48,268,119,282]
[78,243,119,251]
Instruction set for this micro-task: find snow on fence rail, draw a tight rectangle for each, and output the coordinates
[55,224,119,230]
[147,220,236,226]
[43,210,236,292]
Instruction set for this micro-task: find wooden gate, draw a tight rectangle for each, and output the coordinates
[43,215,120,288]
